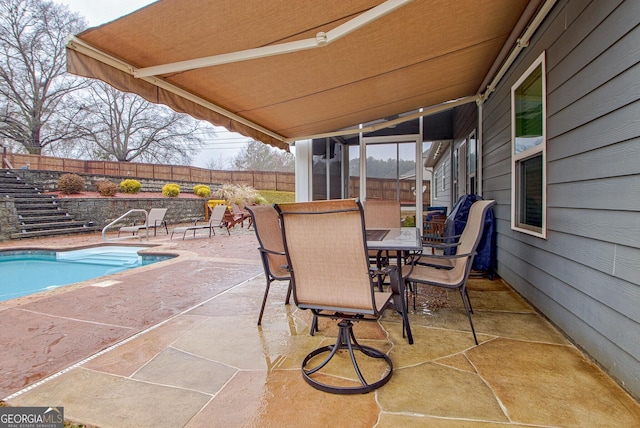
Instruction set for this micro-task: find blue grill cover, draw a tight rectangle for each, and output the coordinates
[444,194,496,274]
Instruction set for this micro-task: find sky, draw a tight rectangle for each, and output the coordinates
[56,0,254,168]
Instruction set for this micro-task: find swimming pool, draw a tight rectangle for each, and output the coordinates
[0,246,174,302]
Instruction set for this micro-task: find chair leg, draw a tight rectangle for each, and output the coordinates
[285,280,292,305]
[464,287,474,314]
[310,314,318,336]
[301,319,393,394]
[390,271,413,345]
[257,278,272,325]
[458,288,478,345]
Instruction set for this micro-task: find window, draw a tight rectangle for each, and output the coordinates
[511,52,546,238]
[433,170,439,199]
[468,130,477,194]
[452,148,459,202]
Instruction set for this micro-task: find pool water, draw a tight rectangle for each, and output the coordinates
[0,246,172,302]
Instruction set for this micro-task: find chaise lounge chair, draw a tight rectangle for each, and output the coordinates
[118,208,168,237]
[170,204,230,240]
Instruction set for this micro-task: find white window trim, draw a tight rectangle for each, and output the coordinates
[510,51,547,239]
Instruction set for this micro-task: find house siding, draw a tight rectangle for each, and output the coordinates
[432,151,452,211]
[481,0,640,398]
[453,102,478,199]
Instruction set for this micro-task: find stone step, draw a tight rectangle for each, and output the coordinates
[13,198,58,207]
[0,187,42,193]
[18,214,75,223]
[0,175,23,182]
[1,169,98,240]
[18,207,70,218]
[15,201,62,214]
[10,226,101,240]
[16,220,89,231]
[0,189,50,199]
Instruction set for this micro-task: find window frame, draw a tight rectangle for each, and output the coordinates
[468,129,477,195]
[511,51,547,239]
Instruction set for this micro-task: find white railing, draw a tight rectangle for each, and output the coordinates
[102,209,149,242]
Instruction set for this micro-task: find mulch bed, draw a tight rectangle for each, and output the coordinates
[44,191,201,199]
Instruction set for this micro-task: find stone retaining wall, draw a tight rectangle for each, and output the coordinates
[0,197,207,241]
[56,198,207,230]
[0,199,19,241]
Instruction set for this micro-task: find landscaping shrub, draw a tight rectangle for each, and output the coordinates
[95,179,118,196]
[57,173,85,194]
[162,183,180,197]
[193,184,211,198]
[212,183,263,208]
[119,179,142,194]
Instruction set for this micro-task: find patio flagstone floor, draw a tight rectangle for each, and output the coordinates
[1,229,639,427]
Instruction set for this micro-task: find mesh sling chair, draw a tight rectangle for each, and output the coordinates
[405,199,496,345]
[276,199,400,394]
[245,205,292,325]
[118,207,168,237]
[170,204,230,240]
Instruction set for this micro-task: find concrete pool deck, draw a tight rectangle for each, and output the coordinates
[1,228,639,427]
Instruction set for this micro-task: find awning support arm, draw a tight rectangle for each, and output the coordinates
[134,0,413,78]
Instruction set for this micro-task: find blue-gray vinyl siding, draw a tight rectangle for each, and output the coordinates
[431,157,452,211]
[480,0,640,398]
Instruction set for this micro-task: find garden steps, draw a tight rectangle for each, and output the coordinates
[1,169,100,239]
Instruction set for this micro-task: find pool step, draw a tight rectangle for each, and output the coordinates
[57,251,141,267]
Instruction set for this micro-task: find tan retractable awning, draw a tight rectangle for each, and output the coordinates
[66,0,532,150]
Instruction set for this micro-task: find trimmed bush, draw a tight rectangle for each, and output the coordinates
[57,173,85,194]
[119,179,142,194]
[193,184,211,198]
[162,183,180,197]
[95,179,118,196]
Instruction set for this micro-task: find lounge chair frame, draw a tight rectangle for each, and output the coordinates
[170,204,230,240]
[118,208,168,237]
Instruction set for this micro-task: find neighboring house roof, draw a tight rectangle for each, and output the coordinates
[423,140,451,168]
[66,0,538,150]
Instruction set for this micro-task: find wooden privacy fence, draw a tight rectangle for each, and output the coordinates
[3,153,295,192]
[349,177,430,203]
[2,153,429,198]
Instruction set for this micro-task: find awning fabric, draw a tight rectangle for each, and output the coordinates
[66,0,531,149]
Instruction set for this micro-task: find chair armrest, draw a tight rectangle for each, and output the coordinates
[422,233,462,242]
[261,248,286,257]
[413,250,477,264]
[422,241,460,250]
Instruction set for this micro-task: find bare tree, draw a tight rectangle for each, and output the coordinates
[232,140,294,172]
[205,155,232,171]
[75,81,208,164]
[0,0,88,154]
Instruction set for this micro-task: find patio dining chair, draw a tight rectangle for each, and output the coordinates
[245,205,292,325]
[363,199,401,290]
[276,198,400,394]
[404,199,495,345]
[422,211,447,254]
